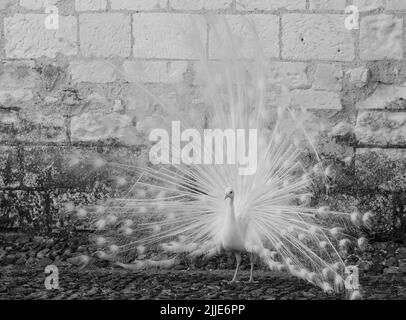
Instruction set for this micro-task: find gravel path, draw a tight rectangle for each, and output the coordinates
[1,266,405,300]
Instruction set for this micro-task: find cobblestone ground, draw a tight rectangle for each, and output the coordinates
[1,267,405,300]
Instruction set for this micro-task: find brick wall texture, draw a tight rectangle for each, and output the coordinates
[1,0,406,236]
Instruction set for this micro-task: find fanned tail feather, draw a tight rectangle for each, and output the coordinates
[71,16,372,294]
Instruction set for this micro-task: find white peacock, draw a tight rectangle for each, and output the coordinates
[75,16,372,295]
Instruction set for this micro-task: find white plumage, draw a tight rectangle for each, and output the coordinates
[84,16,371,293]
[221,187,251,282]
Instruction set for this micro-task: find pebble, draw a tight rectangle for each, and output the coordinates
[0,234,405,300]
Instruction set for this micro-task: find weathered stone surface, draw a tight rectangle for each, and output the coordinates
[0,89,33,105]
[270,62,310,90]
[4,14,77,58]
[237,0,305,10]
[80,13,131,58]
[193,60,310,90]
[368,61,406,85]
[271,62,311,89]
[353,0,385,11]
[356,111,406,146]
[0,190,45,230]
[71,111,137,143]
[111,0,165,10]
[69,61,118,83]
[123,60,189,84]
[329,121,355,142]
[355,193,396,238]
[355,148,406,191]
[36,63,65,91]
[290,89,342,109]
[19,0,58,10]
[387,0,406,10]
[0,0,13,9]
[360,15,403,60]
[84,92,110,110]
[356,85,406,110]
[0,188,116,233]
[75,0,107,11]
[0,108,19,128]
[0,90,67,143]
[346,67,369,88]
[16,146,142,192]
[313,64,343,91]
[282,14,354,61]
[0,114,67,143]
[0,61,40,89]
[309,0,346,10]
[0,146,21,188]
[133,13,207,59]
[170,0,232,10]
[254,89,342,112]
[209,14,279,59]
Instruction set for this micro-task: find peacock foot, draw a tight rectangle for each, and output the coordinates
[221,279,237,284]
[228,279,239,284]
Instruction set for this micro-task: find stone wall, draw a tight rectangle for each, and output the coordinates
[0,0,405,238]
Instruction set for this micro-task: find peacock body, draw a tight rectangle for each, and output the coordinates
[222,188,244,253]
[77,16,372,296]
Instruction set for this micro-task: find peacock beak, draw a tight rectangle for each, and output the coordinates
[224,195,228,200]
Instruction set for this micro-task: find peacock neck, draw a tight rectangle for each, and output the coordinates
[226,198,236,222]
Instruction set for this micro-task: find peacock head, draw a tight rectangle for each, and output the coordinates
[224,187,234,200]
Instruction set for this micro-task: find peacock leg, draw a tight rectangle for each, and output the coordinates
[231,252,241,282]
[249,252,255,282]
